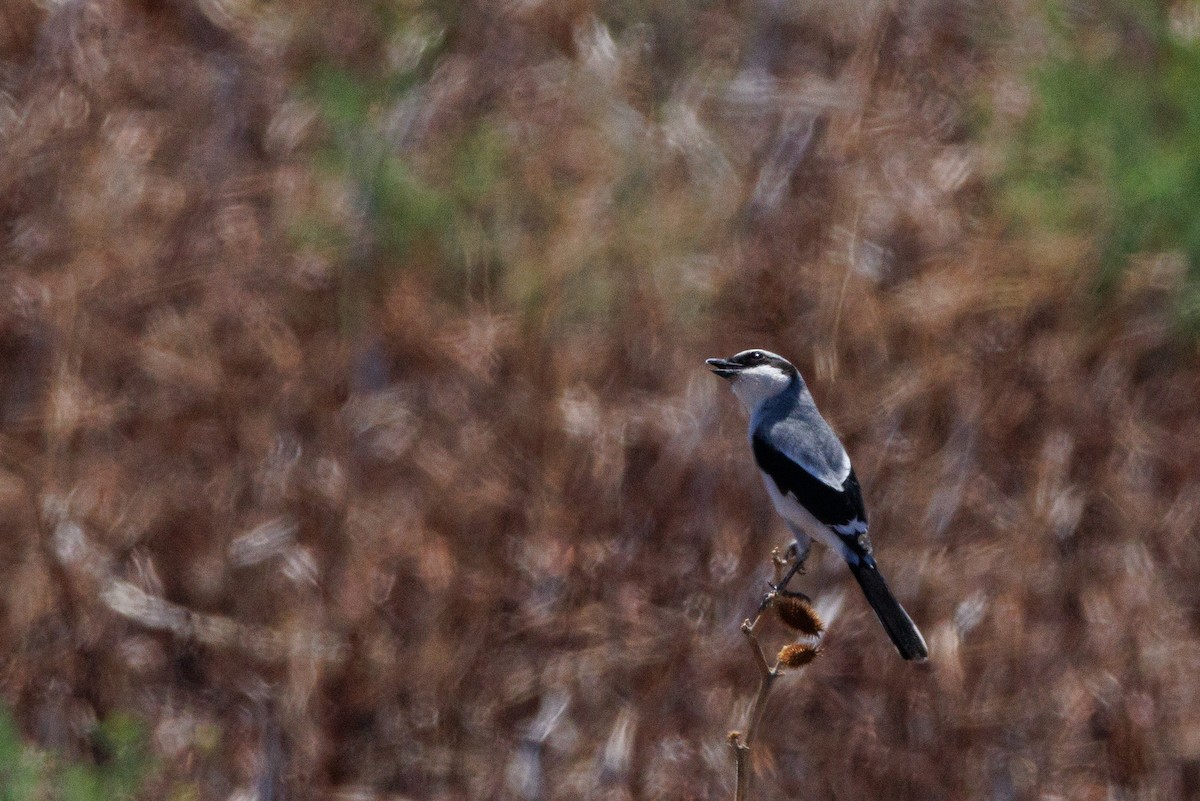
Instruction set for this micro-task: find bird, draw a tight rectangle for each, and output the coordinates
[706,348,928,661]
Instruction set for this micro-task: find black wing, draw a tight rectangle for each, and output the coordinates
[751,434,872,557]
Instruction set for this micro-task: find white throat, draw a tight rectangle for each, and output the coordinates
[730,364,792,414]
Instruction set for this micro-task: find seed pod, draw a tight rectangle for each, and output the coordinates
[777,643,822,669]
[775,595,823,636]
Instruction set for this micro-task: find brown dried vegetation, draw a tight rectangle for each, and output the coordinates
[1,0,1199,799]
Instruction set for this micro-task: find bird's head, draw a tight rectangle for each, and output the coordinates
[706,349,798,412]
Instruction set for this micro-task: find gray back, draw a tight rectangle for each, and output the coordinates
[751,376,851,489]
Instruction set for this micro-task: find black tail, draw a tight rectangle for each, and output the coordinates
[847,559,928,661]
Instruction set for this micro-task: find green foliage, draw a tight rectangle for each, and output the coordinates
[298,1,727,330]
[999,1,1200,324]
[307,58,454,262]
[0,708,150,801]
[0,710,43,801]
[302,7,526,318]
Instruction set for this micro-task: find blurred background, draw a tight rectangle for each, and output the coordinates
[3,0,1200,798]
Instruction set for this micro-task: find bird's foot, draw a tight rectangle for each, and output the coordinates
[772,552,807,592]
[758,552,808,612]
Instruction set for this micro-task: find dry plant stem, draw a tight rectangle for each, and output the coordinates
[731,610,779,801]
[729,548,792,801]
[742,613,779,746]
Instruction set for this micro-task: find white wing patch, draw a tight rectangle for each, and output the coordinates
[833,518,868,536]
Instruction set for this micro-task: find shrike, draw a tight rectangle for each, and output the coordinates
[707,349,928,661]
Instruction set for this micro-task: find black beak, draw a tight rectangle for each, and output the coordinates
[706,357,742,379]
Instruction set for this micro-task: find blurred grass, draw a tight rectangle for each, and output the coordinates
[0,708,148,801]
[998,0,1200,328]
[4,0,1200,799]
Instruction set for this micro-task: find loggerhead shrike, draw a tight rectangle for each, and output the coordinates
[707,349,928,661]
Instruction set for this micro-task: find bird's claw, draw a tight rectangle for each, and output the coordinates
[759,544,808,611]
[768,582,809,598]
[774,556,806,590]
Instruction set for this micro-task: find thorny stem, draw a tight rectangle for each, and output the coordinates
[728,547,793,801]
